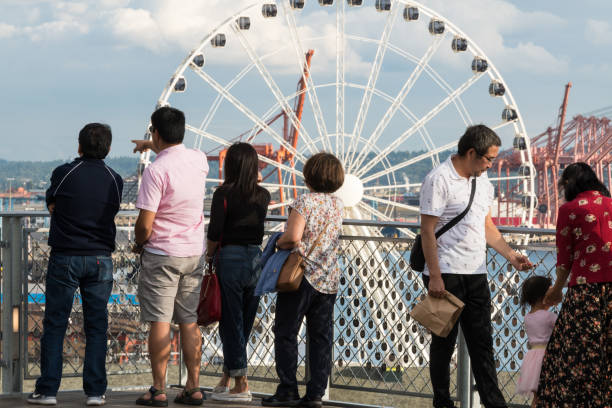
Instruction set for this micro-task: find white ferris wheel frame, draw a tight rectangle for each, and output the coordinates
[137,0,537,227]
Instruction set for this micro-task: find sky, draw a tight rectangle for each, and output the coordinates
[0,0,611,164]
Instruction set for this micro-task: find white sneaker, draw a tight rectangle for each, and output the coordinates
[212,385,229,394]
[86,396,106,406]
[211,390,252,402]
[27,393,57,405]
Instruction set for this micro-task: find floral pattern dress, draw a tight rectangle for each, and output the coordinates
[536,190,612,407]
[290,192,344,294]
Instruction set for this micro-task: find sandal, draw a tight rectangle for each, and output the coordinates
[174,388,204,406]
[135,386,168,407]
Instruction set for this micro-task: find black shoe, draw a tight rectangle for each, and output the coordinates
[432,400,456,408]
[262,393,301,407]
[298,396,322,408]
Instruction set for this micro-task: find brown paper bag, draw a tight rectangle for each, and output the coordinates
[409,292,465,338]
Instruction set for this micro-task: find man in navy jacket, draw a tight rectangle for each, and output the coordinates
[28,123,123,406]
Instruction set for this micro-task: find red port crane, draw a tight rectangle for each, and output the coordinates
[207,50,315,215]
[494,83,612,227]
[530,83,612,226]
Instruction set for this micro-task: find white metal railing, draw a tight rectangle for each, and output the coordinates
[1,212,556,407]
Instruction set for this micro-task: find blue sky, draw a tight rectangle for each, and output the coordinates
[1,0,611,163]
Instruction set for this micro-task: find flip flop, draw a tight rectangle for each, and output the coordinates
[174,388,204,406]
[135,386,168,407]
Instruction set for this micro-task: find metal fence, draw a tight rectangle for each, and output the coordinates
[0,212,558,407]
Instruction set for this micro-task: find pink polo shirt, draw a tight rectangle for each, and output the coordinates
[136,144,209,257]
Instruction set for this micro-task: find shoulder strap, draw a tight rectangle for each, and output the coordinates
[434,178,476,239]
[305,221,331,258]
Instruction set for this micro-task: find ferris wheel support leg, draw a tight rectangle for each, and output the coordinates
[290,158,298,200]
[277,164,285,217]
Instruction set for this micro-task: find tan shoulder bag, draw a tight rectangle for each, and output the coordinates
[276,222,330,292]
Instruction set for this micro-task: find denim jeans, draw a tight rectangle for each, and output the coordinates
[274,277,337,399]
[423,274,507,408]
[35,253,113,397]
[217,244,262,377]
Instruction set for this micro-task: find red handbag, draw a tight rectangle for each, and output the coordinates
[197,197,225,326]
[197,261,221,326]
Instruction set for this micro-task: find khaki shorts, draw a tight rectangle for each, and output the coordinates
[138,251,203,323]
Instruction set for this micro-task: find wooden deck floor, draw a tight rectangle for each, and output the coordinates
[0,390,266,408]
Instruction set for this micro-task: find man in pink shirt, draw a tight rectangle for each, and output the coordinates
[132,107,209,406]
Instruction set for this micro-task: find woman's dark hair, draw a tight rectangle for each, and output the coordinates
[559,162,610,202]
[150,106,185,144]
[303,152,344,193]
[457,124,501,156]
[79,123,112,159]
[520,275,552,307]
[222,142,263,202]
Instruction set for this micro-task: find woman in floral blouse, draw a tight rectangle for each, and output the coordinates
[536,162,612,407]
[262,153,344,408]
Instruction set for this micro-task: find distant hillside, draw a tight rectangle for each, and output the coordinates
[0,150,452,190]
[0,157,138,190]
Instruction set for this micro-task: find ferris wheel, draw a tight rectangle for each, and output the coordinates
[137,0,536,230]
[134,0,538,376]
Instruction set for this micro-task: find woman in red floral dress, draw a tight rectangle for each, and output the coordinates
[536,162,612,407]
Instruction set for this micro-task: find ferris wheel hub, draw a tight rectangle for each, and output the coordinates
[335,174,364,208]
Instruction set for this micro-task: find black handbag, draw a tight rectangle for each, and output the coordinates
[410,178,476,272]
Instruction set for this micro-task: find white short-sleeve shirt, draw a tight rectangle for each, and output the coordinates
[419,156,495,275]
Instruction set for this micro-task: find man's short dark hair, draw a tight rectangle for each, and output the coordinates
[303,152,344,193]
[457,125,501,156]
[151,106,185,144]
[78,123,112,159]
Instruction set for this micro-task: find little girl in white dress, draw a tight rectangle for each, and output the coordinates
[517,276,558,408]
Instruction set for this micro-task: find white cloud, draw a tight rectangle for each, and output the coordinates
[0,23,18,39]
[23,19,89,41]
[100,1,380,77]
[98,0,131,9]
[109,7,164,52]
[585,19,612,45]
[425,0,568,75]
[98,0,568,77]
[55,1,88,15]
[502,42,568,74]
[1,1,125,42]
[25,8,42,24]
[1,0,568,76]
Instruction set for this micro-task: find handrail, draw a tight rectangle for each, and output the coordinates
[0,211,557,235]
